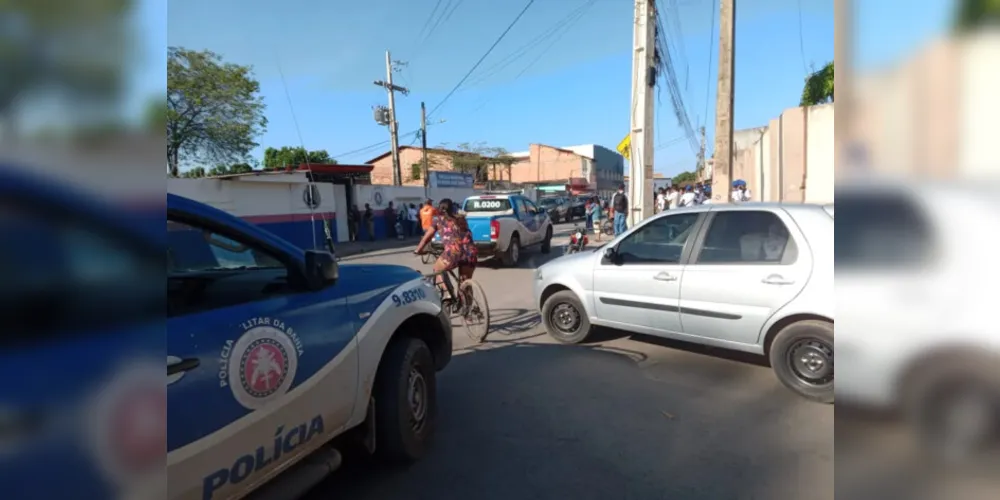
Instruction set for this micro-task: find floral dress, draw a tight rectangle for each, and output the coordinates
[434,215,478,268]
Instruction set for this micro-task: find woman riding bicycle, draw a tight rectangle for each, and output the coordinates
[414,198,478,283]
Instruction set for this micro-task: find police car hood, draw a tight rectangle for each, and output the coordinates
[336,263,422,288]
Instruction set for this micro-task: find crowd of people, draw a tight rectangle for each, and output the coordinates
[341,199,441,243]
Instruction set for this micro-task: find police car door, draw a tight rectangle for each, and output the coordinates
[515,198,539,245]
[167,210,358,500]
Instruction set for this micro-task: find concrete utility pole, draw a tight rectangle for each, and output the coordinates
[628,0,656,227]
[420,101,429,195]
[373,50,408,186]
[712,0,735,200]
[834,0,851,175]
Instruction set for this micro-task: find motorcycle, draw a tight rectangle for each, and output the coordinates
[565,225,589,255]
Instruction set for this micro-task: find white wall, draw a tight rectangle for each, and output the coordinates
[169,177,337,219]
[353,185,481,211]
[805,104,835,203]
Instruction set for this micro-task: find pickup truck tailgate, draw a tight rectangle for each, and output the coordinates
[465,216,494,242]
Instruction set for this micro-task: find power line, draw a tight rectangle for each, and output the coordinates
[653,3,698,154]
[426,0,537,120]
[795,0,808,75]
[412,0,464,62]
[513,0,597,79]
[701,0,717,130]
[467,0,596,87]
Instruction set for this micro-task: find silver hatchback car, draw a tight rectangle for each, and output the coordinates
[533,203,834,403]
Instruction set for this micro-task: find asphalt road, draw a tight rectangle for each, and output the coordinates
[306,221,834,500]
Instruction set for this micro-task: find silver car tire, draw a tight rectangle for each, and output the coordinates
[769,319,834,404]
[541,290,592,344]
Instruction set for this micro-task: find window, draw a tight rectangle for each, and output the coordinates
[0,202,162,338]
[695,211,795,264]
[524,199,539,214]
[168,220,284,273]
[464,198,512,213]
[615,213,700,264]
[836,193,931,268]
[410,163,421,180]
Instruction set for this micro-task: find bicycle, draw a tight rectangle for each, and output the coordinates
[420,260,491,343]
[420,245,441,265]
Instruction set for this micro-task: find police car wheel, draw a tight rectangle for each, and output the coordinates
[540,227,553,254]
[502,235,520,267]
[374,336,437,463]
[769,320,834,404]
[542,291,591,344]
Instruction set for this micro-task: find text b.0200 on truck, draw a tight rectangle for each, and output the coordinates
[166,193,453,500]
[448,193,554,267]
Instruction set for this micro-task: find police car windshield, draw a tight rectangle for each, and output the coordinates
[538,199,558,207]
[464,198,512,212]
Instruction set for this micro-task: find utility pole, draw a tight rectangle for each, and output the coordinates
[373,50,408,186]
[834,0,851,175]
[628,0,656,227]
[420,101,429,196]
[713,0,735,200]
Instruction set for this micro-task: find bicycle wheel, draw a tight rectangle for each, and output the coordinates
[421,252,433,264]
[459,279,491,343]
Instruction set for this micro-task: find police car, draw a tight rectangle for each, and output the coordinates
[167,194,453,500]
[441,192,552,267]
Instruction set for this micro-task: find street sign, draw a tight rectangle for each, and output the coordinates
[616,134,631,160]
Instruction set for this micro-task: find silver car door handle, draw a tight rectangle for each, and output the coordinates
[653,272,677,282]
[762,274,795,285]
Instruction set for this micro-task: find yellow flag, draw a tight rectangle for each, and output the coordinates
[616,134,630,160]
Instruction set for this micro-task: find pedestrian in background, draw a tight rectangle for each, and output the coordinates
[385,202,396,239]
[347,204,360,242]
[408,203,419,236]
[679,185,696,207]
[612,184,629,236]
[584,198,594,232]
[363,203,374,241]
[420,199,437,233]
[656,188,666,213]
[589,197,605,242]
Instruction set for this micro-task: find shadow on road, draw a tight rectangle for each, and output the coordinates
[307,342,831,500]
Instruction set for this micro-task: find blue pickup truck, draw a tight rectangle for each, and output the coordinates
[434,192,553,267]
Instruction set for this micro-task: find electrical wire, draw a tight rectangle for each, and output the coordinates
[701,0,718,130]
[467,0,596,87]
[796,0,809,75]
[426,0,537,120]
[276,58,321,250]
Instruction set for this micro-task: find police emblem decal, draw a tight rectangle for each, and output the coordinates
[224,319,302,410]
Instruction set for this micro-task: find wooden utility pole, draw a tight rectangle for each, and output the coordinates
[420,101,429,195]
[628,0,656,227]
[373,50,408,186]
[712,0,735,200]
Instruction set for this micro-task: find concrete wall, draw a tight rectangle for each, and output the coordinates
[351,184,482,240]
[716,103,834,204]
[368,147,456,186]
[168,176,341,249]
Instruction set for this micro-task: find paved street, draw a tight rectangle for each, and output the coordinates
[307,221,834,500]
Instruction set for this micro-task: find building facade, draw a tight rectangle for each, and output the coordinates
[366,146,467,186]
[496,143,625,198]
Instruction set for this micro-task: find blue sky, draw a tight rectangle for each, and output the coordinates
[155,0,952,178]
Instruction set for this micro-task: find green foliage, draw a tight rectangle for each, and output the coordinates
[672,170,697,185]
[167,47,267,177]
[181,166,206,178]
[0,0,130,130]
[954,0,1000,33]
[443,142,516,182]
[410,163,422,180]
[800,62,834,107]
[262,146,335,170]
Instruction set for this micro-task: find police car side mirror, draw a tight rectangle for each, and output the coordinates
[304,250,338,289]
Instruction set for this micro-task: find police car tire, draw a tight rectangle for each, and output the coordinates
[502,235,520,266]
[542,291,592,344]
[374,336,436,463]
[540,227,553,254]
[769,320,834,404]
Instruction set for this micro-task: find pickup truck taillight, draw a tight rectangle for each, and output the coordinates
[490,219,499,240]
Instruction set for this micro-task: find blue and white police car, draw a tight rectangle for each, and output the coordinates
[437,192,553,267]
[166,194,452,499]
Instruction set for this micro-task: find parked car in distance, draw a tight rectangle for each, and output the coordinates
[533,203,834,403]
[537,197,569,223]
[569,196,587,219]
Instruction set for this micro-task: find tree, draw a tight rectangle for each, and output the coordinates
[144,97,168,133]
[0,0,130,137]
[800,62,834,106]
[954,0,1000,33]
[181,167,206,178]
[262,146,335,170]
[442,142,516,184]
[672,170,697,185]
[167,47,267,177]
